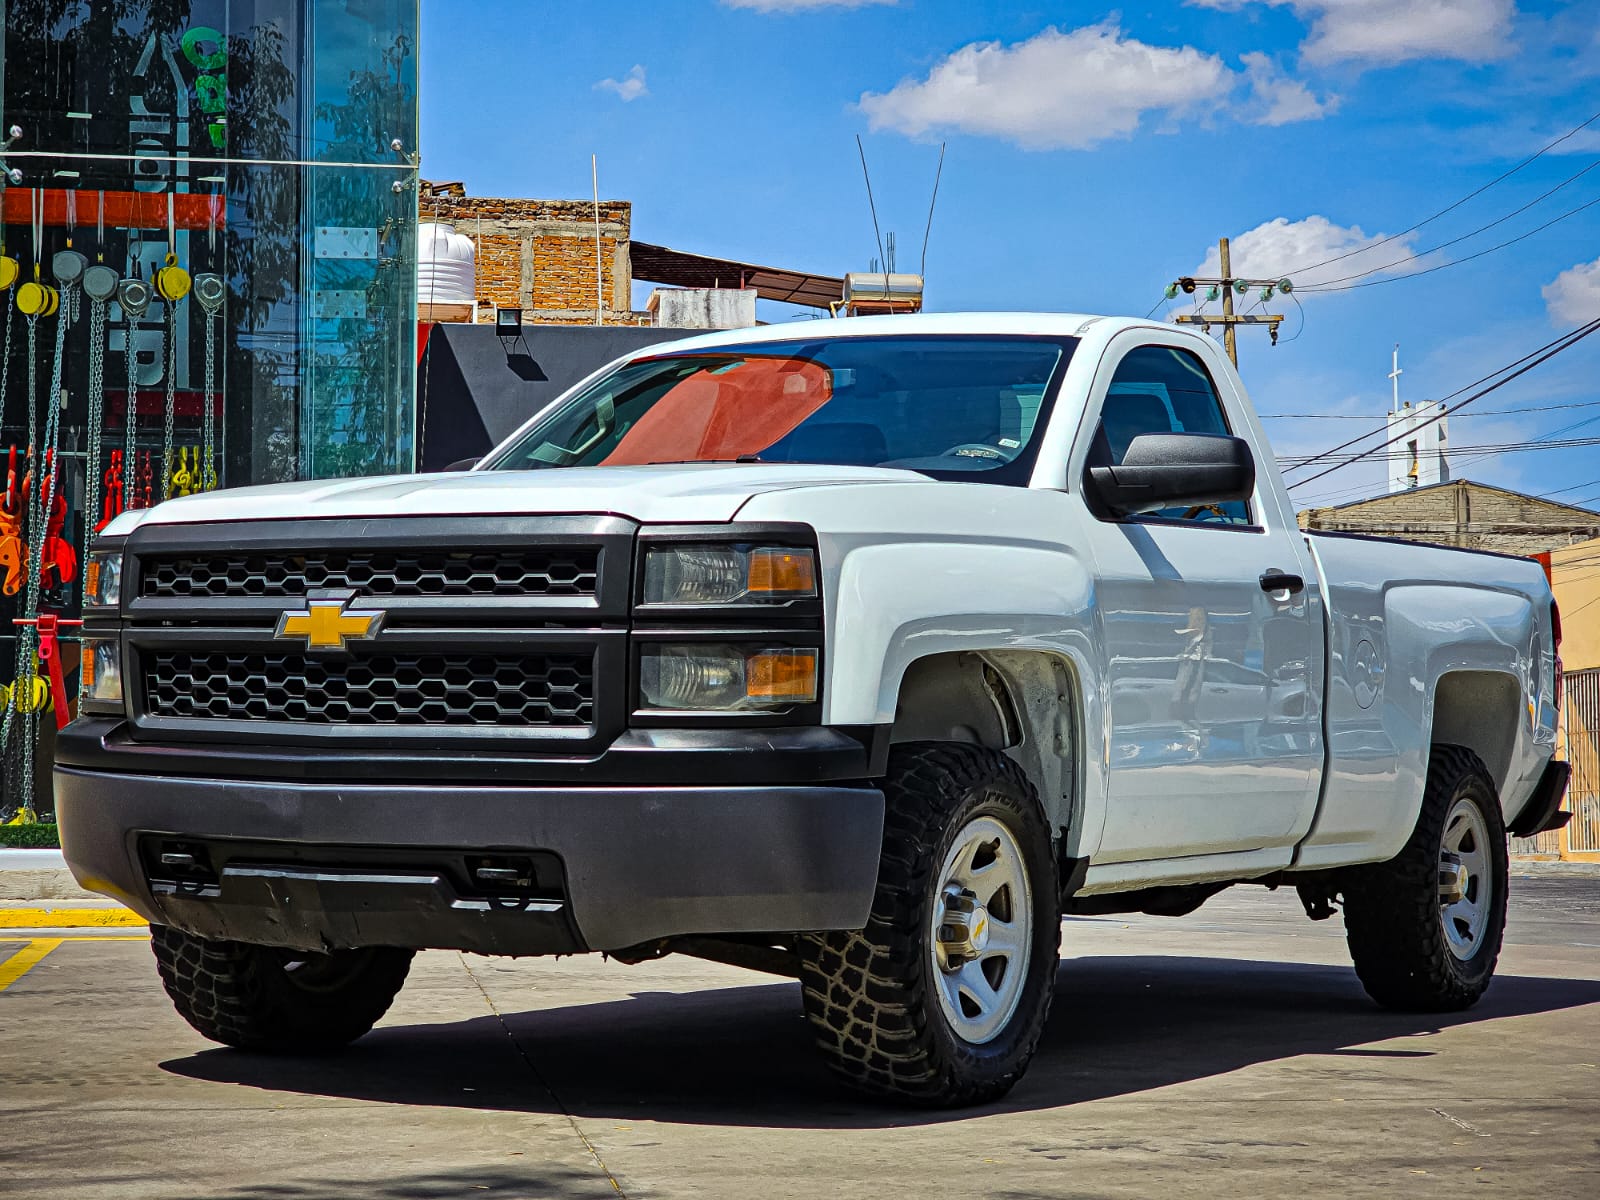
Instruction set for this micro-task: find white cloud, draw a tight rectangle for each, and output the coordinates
[1189,0,1516,66]
[595,65,648,103]
[1192,215,1420,288]
[859,22,1233,151]
[1543,256,1600,325]
[1240,51,1339,124]
[723,0,894,10]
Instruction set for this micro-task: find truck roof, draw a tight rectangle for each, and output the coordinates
[638,312,1159,356]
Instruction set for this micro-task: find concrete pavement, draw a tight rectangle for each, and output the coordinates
[2,879,1598,1198]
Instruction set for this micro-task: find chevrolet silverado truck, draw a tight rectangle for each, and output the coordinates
[59,313,1572,1107]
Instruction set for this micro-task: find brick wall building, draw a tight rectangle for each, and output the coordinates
[1298,479,1600,556]
[420,181,635,325]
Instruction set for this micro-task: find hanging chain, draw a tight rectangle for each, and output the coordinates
[0,300,13,432]
[202,310,218,489]
[162,300,177,499]
[124,312,139,500]
[0,305,21,777]
[84,296,108,548]
[6,292,70,815]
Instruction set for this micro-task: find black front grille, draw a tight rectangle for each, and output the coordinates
[138,547,599,600]
[142,649,595,728]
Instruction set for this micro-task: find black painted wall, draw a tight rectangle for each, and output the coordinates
[416,323,703,470]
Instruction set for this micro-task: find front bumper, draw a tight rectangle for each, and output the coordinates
[55,767,885,954]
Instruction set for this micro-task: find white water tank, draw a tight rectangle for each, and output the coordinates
[418,221,476,321]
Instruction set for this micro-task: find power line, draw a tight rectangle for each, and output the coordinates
[1299,191,1600,294]
[1281,411,1600,468]
[1263,398,1600,420]
[1282,319,1600,475]
[1274,106,1600,279]
[1287,317,1600,491]
[1539,477,1600,498]
[1280,434,1600,469]
[1294,156,1600,290]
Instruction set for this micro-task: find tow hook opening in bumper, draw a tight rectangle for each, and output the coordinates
[134,836,581,956]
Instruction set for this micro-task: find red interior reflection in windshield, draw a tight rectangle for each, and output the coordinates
[602,357,832,465]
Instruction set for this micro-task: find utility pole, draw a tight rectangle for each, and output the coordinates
[1219,237,1238,367]
[1163,237,1294,370]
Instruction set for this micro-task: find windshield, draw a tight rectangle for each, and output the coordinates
[482,335,1077,485]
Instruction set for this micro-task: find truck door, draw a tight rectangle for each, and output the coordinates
[1074,338,1322,863]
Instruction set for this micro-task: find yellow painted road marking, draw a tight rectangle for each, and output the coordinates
[0,939,63,992]
[0,907,147,929]
[1,934,149,943]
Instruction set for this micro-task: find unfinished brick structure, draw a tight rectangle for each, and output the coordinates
[421,181,635,325]
[1298,479,1600,555]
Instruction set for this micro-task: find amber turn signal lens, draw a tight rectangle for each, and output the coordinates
[746,548,817,598]
[745,649,818,703]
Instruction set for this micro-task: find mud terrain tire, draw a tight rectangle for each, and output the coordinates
[152,926,413,1052]
[799,742,1060,1106]
[1342,744,1508,1012]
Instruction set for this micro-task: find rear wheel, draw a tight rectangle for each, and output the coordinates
[151,926,413,1052]
[1342,744,1508,1012]
[798,742,1060,1107]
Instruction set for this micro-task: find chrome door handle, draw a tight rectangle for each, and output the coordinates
[1259,569,1304,595]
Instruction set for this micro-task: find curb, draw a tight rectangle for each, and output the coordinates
[0,906,147,928]
[0,850,102,902]
[1509,858,1600,878]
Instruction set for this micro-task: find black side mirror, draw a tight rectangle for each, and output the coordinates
[1087,432,1255,517]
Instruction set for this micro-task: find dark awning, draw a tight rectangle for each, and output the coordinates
[631,242,844,309]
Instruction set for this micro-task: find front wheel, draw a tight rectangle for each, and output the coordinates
[798,742,1060,1107]
[151,927,414,1052]
[1341,744,1509,1012]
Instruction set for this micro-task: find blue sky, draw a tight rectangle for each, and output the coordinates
[419,0,1600,511]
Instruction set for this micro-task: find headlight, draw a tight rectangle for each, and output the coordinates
[639,645,818,711]
[642,545,816,605]
[84,549,123,610]
[79,639,124,710]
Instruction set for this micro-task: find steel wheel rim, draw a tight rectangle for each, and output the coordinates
[276,948,365,993]
[929,813,1033,1045]
[1439,794,1492,961]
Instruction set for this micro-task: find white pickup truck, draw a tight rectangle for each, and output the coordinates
[59,312,1572,1107]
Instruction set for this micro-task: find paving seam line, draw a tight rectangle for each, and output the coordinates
[457,952,630,1199]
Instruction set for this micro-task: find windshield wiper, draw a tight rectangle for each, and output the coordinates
[646,454,766,465]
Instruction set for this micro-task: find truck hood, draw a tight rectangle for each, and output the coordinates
[103,463,924,532]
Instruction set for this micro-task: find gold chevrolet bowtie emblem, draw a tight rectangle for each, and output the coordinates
[274,591,386,652]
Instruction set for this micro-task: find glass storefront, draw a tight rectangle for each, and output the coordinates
[0,0,419,815]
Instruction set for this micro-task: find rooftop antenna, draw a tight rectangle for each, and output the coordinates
[854,134,890,305]
[1388,343,1402,413]
[592,153,603,326]
[919,142,946,279]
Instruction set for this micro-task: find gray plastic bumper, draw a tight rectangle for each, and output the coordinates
[54,767,884,953]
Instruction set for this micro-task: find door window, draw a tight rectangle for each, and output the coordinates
[1088,345,1252,525]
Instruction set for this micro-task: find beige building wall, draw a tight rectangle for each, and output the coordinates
[1551,536,1600,671]
[1513,537,1600,861]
